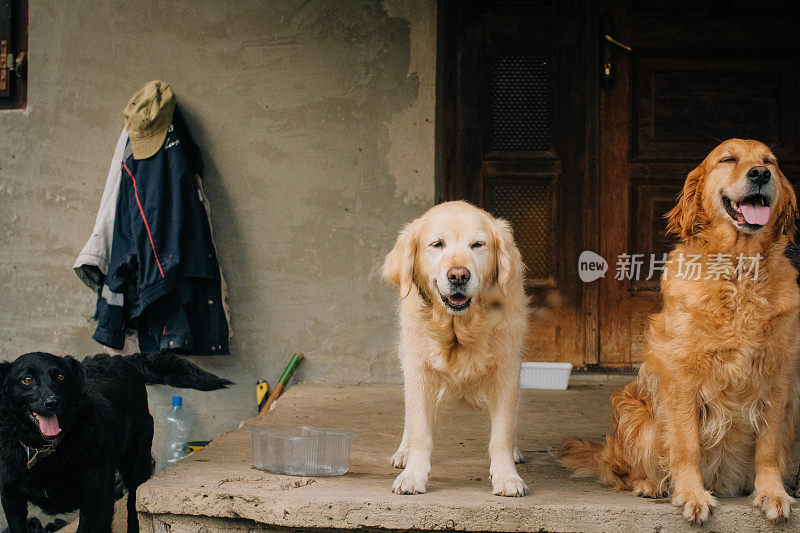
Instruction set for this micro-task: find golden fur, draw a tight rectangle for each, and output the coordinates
[560,139,800,524]
[383,201,529,496]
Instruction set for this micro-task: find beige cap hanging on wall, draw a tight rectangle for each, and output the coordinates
[123,80,175,159]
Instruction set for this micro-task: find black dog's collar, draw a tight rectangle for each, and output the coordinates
[19,436,62,469]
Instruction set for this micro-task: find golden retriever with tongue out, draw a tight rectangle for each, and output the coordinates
[383,201,529,496]
[560,139,800,525]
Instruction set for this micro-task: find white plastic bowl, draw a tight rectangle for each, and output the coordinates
[519,362,572,390]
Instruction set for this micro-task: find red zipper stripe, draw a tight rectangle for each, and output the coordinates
[122,162,165,279]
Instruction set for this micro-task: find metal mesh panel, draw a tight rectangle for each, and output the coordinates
[486,179,552,279]
[489,55,551,152]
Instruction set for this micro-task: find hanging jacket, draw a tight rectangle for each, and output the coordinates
[92,109,229,354]
[73,126,231,338]
[73,129,129,292]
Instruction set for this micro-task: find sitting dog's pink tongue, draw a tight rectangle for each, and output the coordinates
[38,414,61,437]
[740,201,770,226]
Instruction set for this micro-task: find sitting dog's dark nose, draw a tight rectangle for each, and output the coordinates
[44,397,59,411]
[747,165,771,186]
[447,266,471,285]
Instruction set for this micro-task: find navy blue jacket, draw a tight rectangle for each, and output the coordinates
[93,109,229,354]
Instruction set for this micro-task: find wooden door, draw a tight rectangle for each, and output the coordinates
[438,0,600,366]
[598,0,800,365]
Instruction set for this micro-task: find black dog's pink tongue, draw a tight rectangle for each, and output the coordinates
[37,414,61,437]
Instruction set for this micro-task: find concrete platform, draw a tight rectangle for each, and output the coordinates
[136,380,800,532]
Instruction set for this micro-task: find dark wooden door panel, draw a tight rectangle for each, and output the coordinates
[629,177,681,291]
[632,0,798,16]
[633,55,799,161]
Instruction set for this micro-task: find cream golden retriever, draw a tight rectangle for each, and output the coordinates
[560,139,800,524]
[383,201,529,496]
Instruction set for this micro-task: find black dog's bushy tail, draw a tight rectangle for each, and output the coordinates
[124,352,233,391]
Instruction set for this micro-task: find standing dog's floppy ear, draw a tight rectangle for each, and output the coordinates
[383,218,423,300]
[491,217,522,296]
[63,356,86,392]
[666,164,707,240]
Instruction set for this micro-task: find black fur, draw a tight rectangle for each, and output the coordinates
[0,352,232,533]
[122,353,232,390]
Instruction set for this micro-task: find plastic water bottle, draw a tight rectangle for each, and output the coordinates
[161,396,191,469]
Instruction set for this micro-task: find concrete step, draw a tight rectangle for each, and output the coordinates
[136,381,800,533]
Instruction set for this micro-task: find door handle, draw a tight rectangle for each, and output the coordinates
[603,34,632,52]
[601,13,632,89]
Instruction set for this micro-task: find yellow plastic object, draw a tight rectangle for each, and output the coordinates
[256,380,269,412]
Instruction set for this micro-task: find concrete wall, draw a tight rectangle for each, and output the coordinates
[0,0,435,462]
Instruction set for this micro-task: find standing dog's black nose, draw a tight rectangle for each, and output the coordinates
[747,165,771,186]
[447,266,471,285]
[44,396,59,411]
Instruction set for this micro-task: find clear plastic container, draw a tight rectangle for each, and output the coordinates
[248,426,354,476]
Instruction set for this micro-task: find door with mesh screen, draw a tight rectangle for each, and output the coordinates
[439,0,599,365]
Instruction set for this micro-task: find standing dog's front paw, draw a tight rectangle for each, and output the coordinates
[753,489,794,522]
[390,448,408,469]
[491,472,528,497]
[672,489,716,525]
[392,468,428,494]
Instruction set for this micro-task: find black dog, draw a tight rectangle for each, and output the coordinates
[0,352,232,533]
